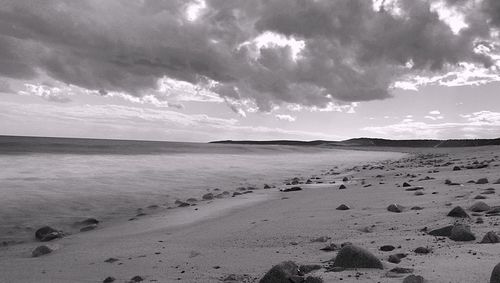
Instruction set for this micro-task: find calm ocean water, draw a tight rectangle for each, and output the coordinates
[0,136,403,243]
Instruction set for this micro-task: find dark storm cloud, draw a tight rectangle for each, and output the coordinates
[0,0,498,111]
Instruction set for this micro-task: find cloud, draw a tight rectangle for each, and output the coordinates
[0,0,499,112]
[363,110,500,139]
[275,114,296,122]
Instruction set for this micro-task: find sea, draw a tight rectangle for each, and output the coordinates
[0,135,404,243]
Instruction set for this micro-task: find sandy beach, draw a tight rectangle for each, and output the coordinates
[2,145,500,282]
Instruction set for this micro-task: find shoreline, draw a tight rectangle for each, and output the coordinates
[3,145,500,282]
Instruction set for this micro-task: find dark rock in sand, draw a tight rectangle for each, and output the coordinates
[470,201,491,212]
[449,224,475,242]
[259,261,300,283]
[336,204,350,210]
[453,166,461,171]
[186,198,198,202]
[447,206,469,218]
[388,253,407,264]
[487,207,500,216]
[390,267,413,274]
[320,243,337,252]
[403,275,426,283]
[103,277,116,283]
[342,177,349,182]
[481,231,500,244]
[333,245,383,269]
[414,247,431,254]
[299,264,322,274]
[428,226,453,237]
[411,206,423,210]
[474,195,488,199]
[264,184,271,189]
[339,184,346,190]
[445,179,460,186]
[379,245,395,252]
[282,187,302,192]
[491,263,500,283]
[80,225,97,232]
[414,191,424,196]
[35,226,63,242]
[402,182,411,187]
[129,275,144,282]
[387,204,404,213]
[202,193,214,200]
[76,218,99,226]
[405,186,424,191]
[176,201,190,207]
[32,245,53,257]
[477,178,489,184]
[232,192,242,197]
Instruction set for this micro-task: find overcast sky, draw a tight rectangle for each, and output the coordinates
[1,0,500,141]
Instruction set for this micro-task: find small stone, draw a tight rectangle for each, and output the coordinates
[320,243,337,252]
[339,184,346,190]
[282,187,302,192]
[453,166,461,171]
[103,277,116,283]
[336,204,350,210]
[259,261,299,283]
[403,275,426,283]
[470,201,491,212]
[333,245,383,269]
[428,226,453,237]
[35,226,63,242]
[202,193,214,200]
[379,245,395,252]
[129,275,144,282]
[474,195,488,199]
[32,245,53,257]
[402,182,411,187]
[449,224,475,242]
[387,204,404,213]
[414,247,430,254]
[481,231,500,244]
[477,178,489,184]
[447,206,469,218]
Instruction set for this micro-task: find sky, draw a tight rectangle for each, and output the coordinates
[1,0,500,142]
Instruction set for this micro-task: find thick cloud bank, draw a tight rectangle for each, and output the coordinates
[0,0,499,110]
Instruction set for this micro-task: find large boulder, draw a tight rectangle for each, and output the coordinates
[259,261,301,283]
[333,245,383,269]
[491,263,500,283]
[403,275,426,283]
[449,224,475,242]
[35,226,63,242]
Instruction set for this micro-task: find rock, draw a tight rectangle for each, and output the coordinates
[104,257,119,263]
[428,226,453,237]
[264,184,271,189]
[388,253,406,264]
[411,206,423,210]
[339,184,346,190]
[474,195,487,199]
[414,191,424,196]
[176,201,190,207]
[491,263,500,283]
[35,226,63,242]
[453,166,461,171]
[390,267,413,274]
[332,245,383,269]
[403,275,426,283]
[202,193,214,200]
[336,204,350,210]
[103,277,116,283]
[477,178,489,184]
[402,182,411,187]
[469,201,491,212]
[282,187,302,192]
[445,179,460,186]
[32,245,53,257]
[481,231,500,244]
[304,277,323,283]
[259,261,300,283]
[405,186,424,191]
[320,243,337,252]
[129,275,144,282]
[447,206,469,218]
[414,247,431,254]
[379,245,395,252]
[75,218,99,226]
[299,264,322,274]
[186,198,198,202]
[80,225,97,232]
[387,204,404,213]
[494,179,500,185]
[449,224,475,242]
[232,192,242,197]
[342,177,349,182]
